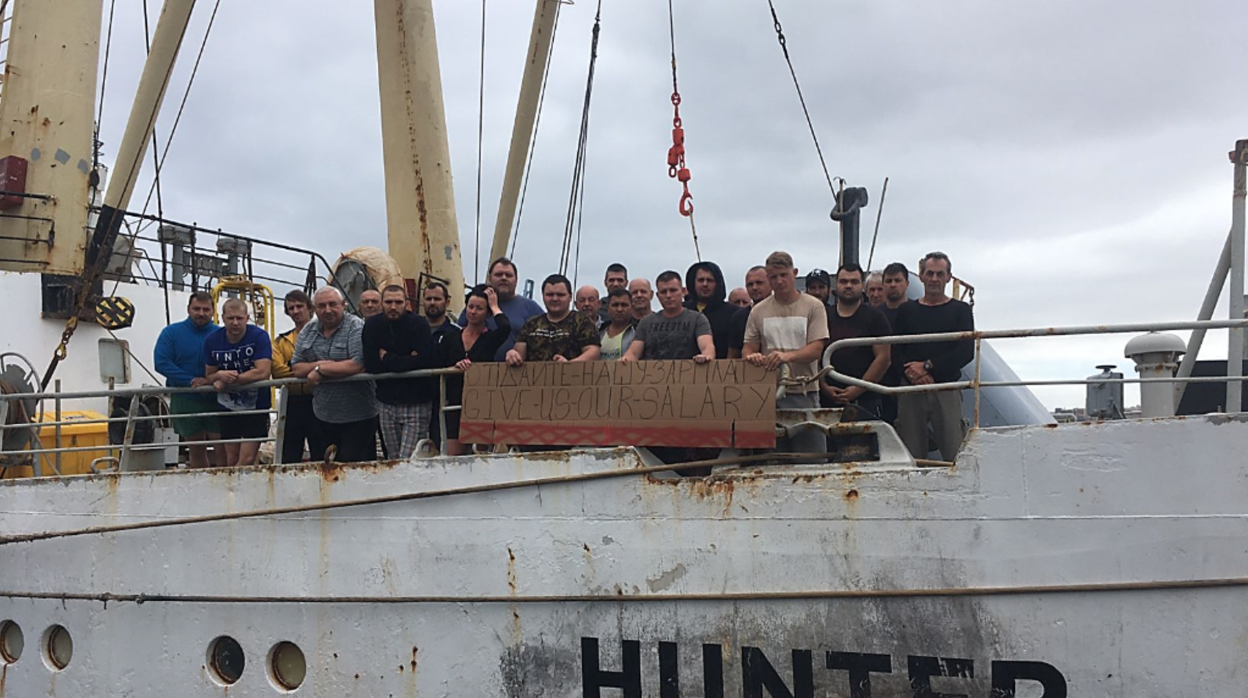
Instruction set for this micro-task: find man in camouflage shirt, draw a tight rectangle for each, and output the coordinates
[506,274,601,365]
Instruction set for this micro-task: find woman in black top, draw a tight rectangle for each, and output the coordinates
[439,285,511,454]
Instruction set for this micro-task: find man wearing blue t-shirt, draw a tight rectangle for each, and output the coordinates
[204,298,273,467]
[154,292,223,468]
[457,257,543,361]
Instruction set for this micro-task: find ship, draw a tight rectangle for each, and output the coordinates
[1,0,1247,696]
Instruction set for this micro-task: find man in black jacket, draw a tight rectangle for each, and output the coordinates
[893,252,974,461]
[683,261,737,359]
[363,284,435,459]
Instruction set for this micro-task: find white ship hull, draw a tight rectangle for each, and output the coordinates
[2,414,1246,696]
[0,272,189,412]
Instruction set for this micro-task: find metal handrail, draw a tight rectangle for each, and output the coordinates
[4,318,1246,473]
[815,318,1248,396]
[0,367,463,472]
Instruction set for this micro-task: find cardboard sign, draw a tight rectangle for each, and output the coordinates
[460,360,776,448]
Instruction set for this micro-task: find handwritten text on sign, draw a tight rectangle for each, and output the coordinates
[460,360,776,447]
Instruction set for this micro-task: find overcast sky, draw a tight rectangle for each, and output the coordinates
[100,0,1248,408]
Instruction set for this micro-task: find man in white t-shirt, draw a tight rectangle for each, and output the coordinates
[743,250,830,453]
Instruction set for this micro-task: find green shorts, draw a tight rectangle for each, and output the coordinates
[170,393,222,438]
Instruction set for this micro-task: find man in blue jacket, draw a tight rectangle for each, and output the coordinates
[154,292,222,468]
[457,257,543,361]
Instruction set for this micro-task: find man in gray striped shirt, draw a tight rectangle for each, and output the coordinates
[292,286,378,462]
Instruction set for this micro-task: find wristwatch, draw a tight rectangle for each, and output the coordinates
[312,365,323,375]
[923,359,934,373]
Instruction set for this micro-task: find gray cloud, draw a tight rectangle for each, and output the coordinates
[102,0,1248,408]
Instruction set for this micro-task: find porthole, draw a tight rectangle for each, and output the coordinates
[268,641,306,691]
[207,636,245,685]
[42,625,72,670]
[0,621,23,663]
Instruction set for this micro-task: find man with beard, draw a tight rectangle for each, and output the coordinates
[628,278,654,322]
[363,285,435,459]
[819,264,892,418]
[422,282,458,342]
[293,286,377,462]
[459,256,544,361]
[879,262,911,329]
[154,292,223,468]
[272,290,315,463]
[893,252,974,461]
[729,266,772,359]
[421,281,458,451]
[684,261,736,359]
[804,269,832,306]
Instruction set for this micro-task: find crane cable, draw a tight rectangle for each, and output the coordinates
[42,0,222,390]
[509,0,564,259]
[108,0,224,300]
[766,0,837,201]
[558,0,603,280]
[665,0,700,262]
[472,0,487,285]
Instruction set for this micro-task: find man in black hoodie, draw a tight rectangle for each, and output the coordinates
[683,261,737,359]
[363,285,435,459]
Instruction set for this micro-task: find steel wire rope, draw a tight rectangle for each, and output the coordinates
[558,1,602,279]
[472,0,487,284]
[865,176,888,270]
[666,0,701,261]
[93,0,117,173]
[36,0,197,390]
[765,0,837,200]
[117,0,223,293]
[109,0,224,299]
[508,0,563,259]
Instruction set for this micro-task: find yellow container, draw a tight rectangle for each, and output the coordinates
[2,410,114,478]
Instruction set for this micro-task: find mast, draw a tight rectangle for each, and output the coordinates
[90,0,198,274]
[0,0,104,274]
[374,0,464,297]
[489,0,559,265]
[1228,139,1246,412]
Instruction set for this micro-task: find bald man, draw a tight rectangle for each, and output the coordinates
[728,287,752,308]
[575,285,602,322]
[627,278,654,322]
[359,289,382,318]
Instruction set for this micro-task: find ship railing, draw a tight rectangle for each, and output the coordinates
[811,318,1248,427]
[98,210,353,309]
[0,369,462,476]
[4,318,1247,476]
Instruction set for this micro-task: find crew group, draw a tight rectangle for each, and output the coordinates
[152,249,972,467]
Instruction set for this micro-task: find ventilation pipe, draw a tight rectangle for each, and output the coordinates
[1124,333,1186,418]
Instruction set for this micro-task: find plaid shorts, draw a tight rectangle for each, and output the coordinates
[379,401,432,460]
